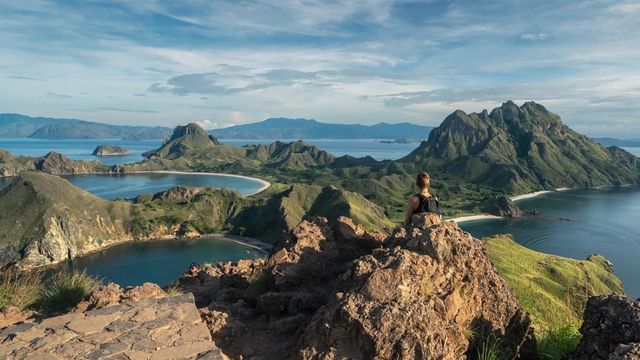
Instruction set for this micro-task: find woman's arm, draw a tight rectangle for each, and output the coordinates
[404,196,418,227]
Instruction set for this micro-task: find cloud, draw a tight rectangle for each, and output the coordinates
[195,119,218,129]
[95,107,158,113]
[7,75,39,80]
[521,32,552,41]
[44,92,71,98]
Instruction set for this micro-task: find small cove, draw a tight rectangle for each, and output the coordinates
[55,236,267,287]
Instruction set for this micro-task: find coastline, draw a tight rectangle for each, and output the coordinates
[127,170,271,196]
[0,170,272,196]
[449,214,503,223]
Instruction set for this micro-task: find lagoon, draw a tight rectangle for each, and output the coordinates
[56,236,266,287]
[0,172,268,198]
[460,186,640,297]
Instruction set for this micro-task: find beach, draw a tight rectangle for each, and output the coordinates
[449,214,503,223]
[128,170,271,195]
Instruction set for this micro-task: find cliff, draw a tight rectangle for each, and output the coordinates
[0,172,132,268]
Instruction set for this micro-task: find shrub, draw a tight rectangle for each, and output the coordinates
[165,283,183,297]
[477,336,504,360]
[537,324,581,360]
[245,269,273,300]
[0,270,43,310]
[40,270,101,314]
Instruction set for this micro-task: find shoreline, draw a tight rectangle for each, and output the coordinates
[1,170,272,196]
[126,170,271,196]
[449,214,503,223]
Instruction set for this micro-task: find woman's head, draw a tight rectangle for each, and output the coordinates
[416,172,430,189]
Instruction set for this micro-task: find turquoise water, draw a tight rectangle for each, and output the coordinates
[0,172,266,198]
[56,236,266,287]
[0,138,162,166]
[460,186,640,297]
[0,137,417,163]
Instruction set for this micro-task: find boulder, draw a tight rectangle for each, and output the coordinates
[294,215,537,359]
[568,295,640,359]
[0,307,34,329]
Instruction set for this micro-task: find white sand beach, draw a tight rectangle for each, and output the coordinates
[128,170,271,195]
[449,214,503,223]
[510,190,551,202]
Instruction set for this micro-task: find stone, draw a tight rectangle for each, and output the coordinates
[0,306,34,329]
[0,293,224,359]
[568,294,640,359]
[122,282,167,302]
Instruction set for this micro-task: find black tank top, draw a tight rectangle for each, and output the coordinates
[413,193,440,215]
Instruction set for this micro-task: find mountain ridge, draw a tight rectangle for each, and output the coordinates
[211,117,433,139]
[0,113,172,139]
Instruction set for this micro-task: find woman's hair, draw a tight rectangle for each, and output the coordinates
[416,172,430,189]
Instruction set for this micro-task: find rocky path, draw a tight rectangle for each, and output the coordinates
[0,294,224,360]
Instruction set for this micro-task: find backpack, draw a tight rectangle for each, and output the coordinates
[414,193,441,215]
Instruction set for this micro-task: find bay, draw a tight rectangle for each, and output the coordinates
[460,186,640,297]
[56,236,266,287]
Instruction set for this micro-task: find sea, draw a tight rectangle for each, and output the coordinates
[1,137,640,293]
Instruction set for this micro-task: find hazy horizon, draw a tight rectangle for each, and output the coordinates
[1,1,639,137]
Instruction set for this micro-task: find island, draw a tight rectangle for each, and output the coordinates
[92,144,130,156]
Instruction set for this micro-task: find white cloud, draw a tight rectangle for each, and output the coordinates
[196,119,218,129]
[521,32,552,41]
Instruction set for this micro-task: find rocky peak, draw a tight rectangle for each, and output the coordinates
[183,214,536,359]
[143,123,219,159]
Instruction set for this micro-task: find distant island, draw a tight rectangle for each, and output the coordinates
[0,113,172,140]
[211,117,433,139]
[92,145,130,156]
[594,137,640,148]
[377,138,421,144]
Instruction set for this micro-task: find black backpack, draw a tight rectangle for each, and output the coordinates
[414,193,441,215]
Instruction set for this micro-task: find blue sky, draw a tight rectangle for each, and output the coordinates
[1,0,639,137]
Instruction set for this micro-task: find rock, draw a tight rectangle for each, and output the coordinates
[75,283,124,312]
[177,223,201,239]
[0,294,226,359]
[192,215,536,359]
[122,283,167,302]
[152,186,202,202]
[92,145,130,156]
[0,306,34,329]
[568,294,640,359]
[109,164,126,173]
[483,196,523,217]
[294,216,537,359]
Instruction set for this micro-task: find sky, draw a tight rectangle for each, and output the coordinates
[1,0,639,137]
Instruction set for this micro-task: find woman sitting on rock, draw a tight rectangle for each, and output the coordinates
[404,172,441,227]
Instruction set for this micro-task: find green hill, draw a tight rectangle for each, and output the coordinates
[402,101,640,193]
[485,235,623,330]
[0,172,132,268]
[142,123,221,159]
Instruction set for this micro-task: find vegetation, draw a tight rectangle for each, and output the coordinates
[165,283,183,297]
[40,270,101,314]
[0,270,43,310]
[537,324,582,360]
[245,269,273,301]
[485,235,623,331]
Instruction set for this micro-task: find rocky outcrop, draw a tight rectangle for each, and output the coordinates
[481,195,524,217]
[92,144,130,156]
[0,293,225,359]
[182,214,536,359]
[0,307,34,329]
[152,186,203,202]
[0,172,132,268]
[32,151,104,175]
[568,295,640,360]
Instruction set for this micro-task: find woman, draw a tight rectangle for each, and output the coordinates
[404,172,441,227]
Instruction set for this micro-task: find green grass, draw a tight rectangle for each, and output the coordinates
[477,336,503,360]
[40,270,101,314]
[0,270,43,310]
[485,235,623,331]
[537,325,581,360]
